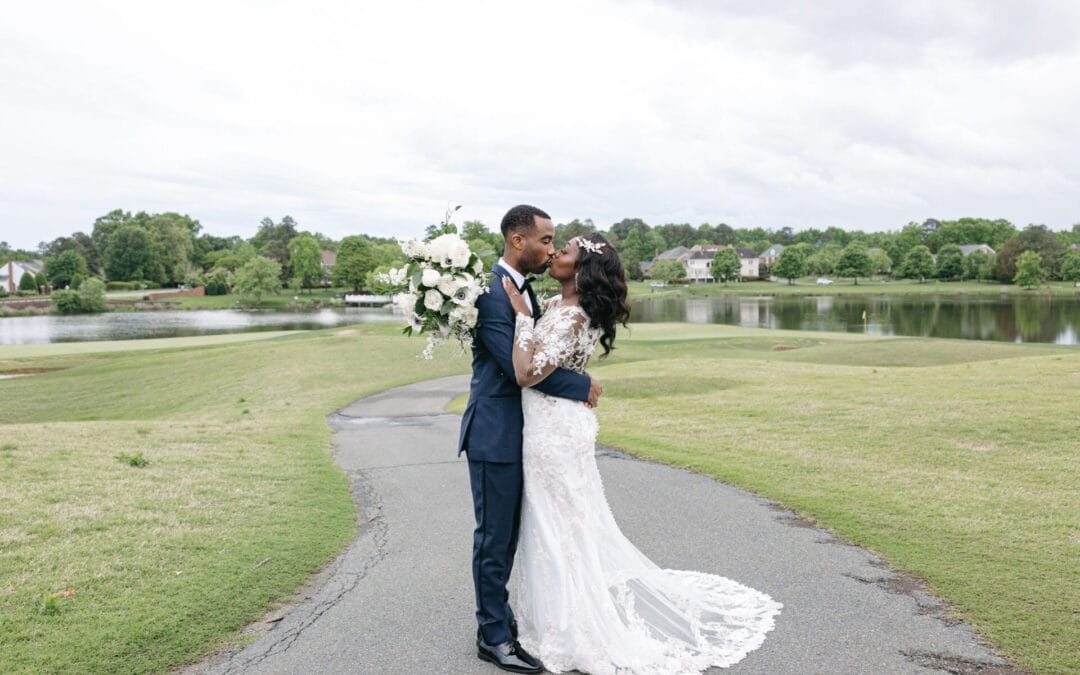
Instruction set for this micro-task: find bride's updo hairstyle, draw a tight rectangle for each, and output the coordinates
[574,233,630,357]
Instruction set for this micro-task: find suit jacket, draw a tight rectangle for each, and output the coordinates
[457,265,591,461]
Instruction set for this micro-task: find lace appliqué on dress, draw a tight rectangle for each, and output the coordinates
[511,299,782,675]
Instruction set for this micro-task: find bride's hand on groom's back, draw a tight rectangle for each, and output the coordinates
[587,374,602,408]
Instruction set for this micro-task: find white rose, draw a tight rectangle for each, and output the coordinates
[424,289,444,312]
[437,274,463,297]
[421,268,441,288]
[427,235,453,265]
[473,259,484,274]
[448,240,471,268]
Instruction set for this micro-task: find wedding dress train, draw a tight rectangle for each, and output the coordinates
[511,301,781,674]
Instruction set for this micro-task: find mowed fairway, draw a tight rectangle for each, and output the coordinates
[596,324,1079,674]
[1,322,1077,673]
[0,326,468,673]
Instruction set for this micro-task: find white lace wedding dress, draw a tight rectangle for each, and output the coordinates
[511,299,782,675]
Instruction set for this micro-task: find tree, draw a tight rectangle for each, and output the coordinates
[45,250,89,288]
[554,218,596,248]
[288,234,323,291]
[1059,250,1080,282]
[104,225,155,282]
[1013,250,1044,288]
[869,249,893,276]
[964,250,990,281]
[806,243,842,275]
[994,238,1023,283]
[146,213,198,285]
[78,277,107,312]
[899,245,934,282]
[772,246,807,285]
[711,248,742,283]
[333,236,376,292]
[649,259,685,283]
[232,256,282,306]
[835,243,872,285]
[1018,224,1065,278]
[935,243,964,280]
[18,270,39,292]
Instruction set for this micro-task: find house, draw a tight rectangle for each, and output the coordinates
[320,250,337,285]
[759,244,785,266]
[736,248,760,279]
[685,249,715,281]
[959,244,995,257]
[1,260,45,293]
[641,246,691,276]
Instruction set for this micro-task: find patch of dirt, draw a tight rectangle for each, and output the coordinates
[902,650,1021,674]
[335,329,358,336]
[771,344,800,351]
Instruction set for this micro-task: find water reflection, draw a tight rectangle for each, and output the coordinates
[0,307,398,345]
[630,294,1080,345]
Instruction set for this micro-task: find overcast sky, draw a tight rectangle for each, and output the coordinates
[3,1,1079,250]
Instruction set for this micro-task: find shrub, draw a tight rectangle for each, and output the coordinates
[18,272,38,292]
[52,290,82,313]
[206,269,230,296]
[106,281,139,291]
[79,278,107,313]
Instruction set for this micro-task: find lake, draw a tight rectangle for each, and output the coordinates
[0,307,398,345]
[3,294,1078,345]
[630,293,1080,345]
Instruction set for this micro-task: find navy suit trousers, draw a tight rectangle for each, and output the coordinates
[468,458,522,645]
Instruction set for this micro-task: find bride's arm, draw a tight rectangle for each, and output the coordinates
[511,311,590,387]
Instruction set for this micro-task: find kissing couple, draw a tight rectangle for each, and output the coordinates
[458,205,781,674]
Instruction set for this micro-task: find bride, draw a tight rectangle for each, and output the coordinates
[500,234,782,675]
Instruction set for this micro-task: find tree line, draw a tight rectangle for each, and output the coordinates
[4,212,1080,302]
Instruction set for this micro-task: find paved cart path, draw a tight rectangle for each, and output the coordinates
[197,375,1012,674]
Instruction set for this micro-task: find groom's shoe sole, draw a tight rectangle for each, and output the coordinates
[477,648,543,674]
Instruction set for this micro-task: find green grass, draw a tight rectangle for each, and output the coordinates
[2,321,1077,673]
[0,324,467,673]
[591,324,1078,674]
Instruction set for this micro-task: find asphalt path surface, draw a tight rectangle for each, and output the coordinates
[195,375,1014,675]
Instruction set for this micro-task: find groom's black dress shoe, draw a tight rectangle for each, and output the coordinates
[477,637,543,674]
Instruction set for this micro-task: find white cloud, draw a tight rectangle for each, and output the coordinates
[2,0,1079,250]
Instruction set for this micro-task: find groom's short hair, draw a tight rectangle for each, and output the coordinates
[501,205,550,239]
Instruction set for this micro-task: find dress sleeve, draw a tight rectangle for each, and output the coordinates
[511,307,590,388]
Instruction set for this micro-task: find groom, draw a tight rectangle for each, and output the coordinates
[458,205,601,672]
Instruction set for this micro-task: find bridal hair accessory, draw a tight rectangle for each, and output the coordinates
[577,238,605,255]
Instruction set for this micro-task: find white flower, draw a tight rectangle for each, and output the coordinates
[451,283,477,306]
[395,292,418,313]
[400,239,428,260]
[437,274,463,297]
[451,304,477,328]
[408,312,424,331]
[448,239,471,268]
[473,259,484,274]
[426,234,455,265]
[424,289,444,311]
[388,267,407,285]
[421,268,441,288]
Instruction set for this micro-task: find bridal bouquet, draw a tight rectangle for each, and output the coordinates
[381,231,488,359]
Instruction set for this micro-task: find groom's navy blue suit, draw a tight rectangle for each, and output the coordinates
[458,263,590,645]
